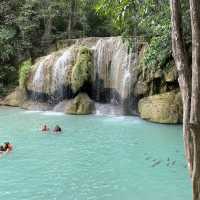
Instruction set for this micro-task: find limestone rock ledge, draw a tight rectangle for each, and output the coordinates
[0,87,25,107]
[65,93,95,115]
[138,91,182,124]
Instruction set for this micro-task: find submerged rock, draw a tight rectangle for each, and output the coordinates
[65,93,95,115]
[138,91,182,124]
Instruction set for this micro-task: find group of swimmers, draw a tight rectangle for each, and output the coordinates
[0,125,62,156]
[41,124,62,133]
[0,142,13,153]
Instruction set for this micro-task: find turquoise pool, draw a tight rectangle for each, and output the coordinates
[0,107,191,200]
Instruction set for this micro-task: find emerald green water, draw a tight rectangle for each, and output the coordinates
[0,107,191,200]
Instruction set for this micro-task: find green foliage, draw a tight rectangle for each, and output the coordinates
[95,0,179,72]
[96,0,171,37]
[0,0,190,90]
[0,27,16,61]
[19,59,32,89]
[142,34,171,71]
[71,46,93,92]
[0,0,115,89]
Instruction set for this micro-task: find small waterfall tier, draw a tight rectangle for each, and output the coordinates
[27,47,75,103]
[92,37,136,105]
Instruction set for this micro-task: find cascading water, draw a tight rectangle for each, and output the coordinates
[51,48,74,102]
[31,55,52,100]
[92,37,136,114]
[28,47,75,103]
[27,37,140,115]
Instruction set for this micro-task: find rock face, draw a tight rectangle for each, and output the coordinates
[1,88,25,107]
[132,43,179,106]
[65,93,95,115]
[138,91,182,124]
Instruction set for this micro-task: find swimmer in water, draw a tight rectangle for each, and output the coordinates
[53,125,62,133]
[41,124,49,132]
[0,145,4,153]
[3,142,13,152]
[0,142,13,153]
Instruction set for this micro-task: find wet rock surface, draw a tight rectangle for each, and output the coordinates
[138,91,182,124]
[65,93,95,115]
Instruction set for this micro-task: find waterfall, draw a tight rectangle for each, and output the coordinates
[27,37,140,115]
[31,55,52,100]
[121,54,132,102]
[29,47,75,103]
[93,37,135,112]
[51,48,74,102]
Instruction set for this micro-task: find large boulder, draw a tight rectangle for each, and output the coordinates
[138,91,182,124]
[1,87,25,107]
[65,93,95,115]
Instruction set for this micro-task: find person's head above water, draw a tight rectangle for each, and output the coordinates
[53,125,62,132]
[4,142,9,149]
[41,124,49,131]
[0,145,4,151]
[1,142,12,152]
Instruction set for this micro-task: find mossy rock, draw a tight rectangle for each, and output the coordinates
[138,91,182,124]
[65,93,95,115]
[71,46,93,92]
[19,59,32,89]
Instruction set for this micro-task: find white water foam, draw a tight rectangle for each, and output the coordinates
[42,111,64,116]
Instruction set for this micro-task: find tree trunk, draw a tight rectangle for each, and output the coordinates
[67,0,76,39]
[189,0,200,199]
[41,17,53,49]
[68,8,72,39]
[191,126,200,200]
[42,17,52,41]
[170,0,193,174]
[171,0,200,199]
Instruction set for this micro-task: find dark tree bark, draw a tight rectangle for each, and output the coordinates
[42,17,53,40]
[189,0,200,199]
[170,0,192,173]
[170,0,200,199]
[67,0,76,39]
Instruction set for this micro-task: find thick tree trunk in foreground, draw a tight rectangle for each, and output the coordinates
[189,0,200,199]
[170,0,192,172]
[190,125,200,200]
[170,0,200,199]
